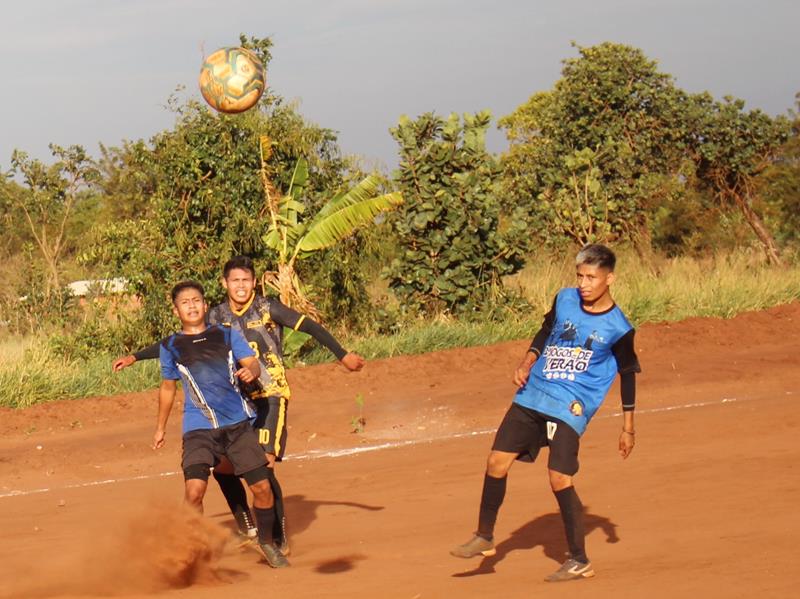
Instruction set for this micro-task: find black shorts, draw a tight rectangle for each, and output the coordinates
[252,396,289,460]
[492,403,580,475]
[182,420,267,480]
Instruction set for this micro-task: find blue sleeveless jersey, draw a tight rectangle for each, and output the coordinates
[514,288,634,435]
[160,325,256,434]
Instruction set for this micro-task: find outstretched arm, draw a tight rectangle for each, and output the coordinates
[112,342,161,372]
[270,301,364,371]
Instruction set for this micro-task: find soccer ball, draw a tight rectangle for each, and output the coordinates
[198,47,266,114]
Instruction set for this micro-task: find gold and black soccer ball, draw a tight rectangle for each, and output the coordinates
[199,47,265,114]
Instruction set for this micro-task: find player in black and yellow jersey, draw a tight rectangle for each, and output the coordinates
[113,256,365,554]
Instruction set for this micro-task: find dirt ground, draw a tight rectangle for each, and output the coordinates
[1,303,798,599]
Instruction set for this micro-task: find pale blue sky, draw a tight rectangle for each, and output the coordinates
[1,0,797,171]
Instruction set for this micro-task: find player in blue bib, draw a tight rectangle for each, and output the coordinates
[451,244,641,582]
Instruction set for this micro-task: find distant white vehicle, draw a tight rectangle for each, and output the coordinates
[66,278,129,297]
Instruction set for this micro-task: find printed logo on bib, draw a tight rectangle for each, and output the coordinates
[569,400,584,417]
[546,421,558,441]
[542,345,593,381]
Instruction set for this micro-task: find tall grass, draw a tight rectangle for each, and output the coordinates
[2,249,799,407]
[0,337,160,409]
[301,248,800,363]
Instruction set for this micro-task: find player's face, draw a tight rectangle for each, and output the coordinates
[172,288,208,327]
[223,268,256,304]
[576,263,615,304]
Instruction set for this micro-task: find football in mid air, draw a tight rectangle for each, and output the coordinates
[198,47,265,114]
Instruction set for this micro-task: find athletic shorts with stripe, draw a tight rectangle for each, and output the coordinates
[252,396,289,461]
[492,403,580,475]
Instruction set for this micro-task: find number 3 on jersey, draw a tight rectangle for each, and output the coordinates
[249,341,260,358]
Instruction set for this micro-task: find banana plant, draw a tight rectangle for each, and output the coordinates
[259,136,403,319]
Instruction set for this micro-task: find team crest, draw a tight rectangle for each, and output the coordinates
[569,400,584,417]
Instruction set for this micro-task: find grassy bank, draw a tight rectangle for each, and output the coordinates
[0,337,161,409]
[303,249,800,362]
[2,249,799,408]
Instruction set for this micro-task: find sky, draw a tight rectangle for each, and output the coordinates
[1,0,798,172]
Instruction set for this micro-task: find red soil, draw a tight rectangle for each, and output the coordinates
[1,303,798,598]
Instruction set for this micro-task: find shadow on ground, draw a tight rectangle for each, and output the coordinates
[452,510,619,577]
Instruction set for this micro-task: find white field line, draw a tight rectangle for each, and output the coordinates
[0,396,757,500]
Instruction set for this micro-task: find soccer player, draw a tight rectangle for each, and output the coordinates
[450,244,641,582]
[113,256,365,553]
[156,280,289,568]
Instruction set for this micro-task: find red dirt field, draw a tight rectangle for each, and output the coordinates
[1,304,799,599]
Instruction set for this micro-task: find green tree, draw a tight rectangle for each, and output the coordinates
[500,43,691,251]
[3,145,98,295]
[759,95,800,247]
[259,142,403,318]
[387,111,524,314]
[693,95,792,264]
[81,36,369,349]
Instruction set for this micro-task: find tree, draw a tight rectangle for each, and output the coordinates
[3,145,98,295]
[387,111,524,314]
[259,140,403,318]
[693,95,791,264]
[759,94,800,247]
[500,43,696,251]
[82,36,378,348]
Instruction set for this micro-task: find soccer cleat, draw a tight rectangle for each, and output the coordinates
[275,516,290,556]
[260,542,290,568]
[544,558,595,582]
[234,508,258,539]
[449,535,496,558]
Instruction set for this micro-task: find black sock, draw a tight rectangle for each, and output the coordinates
[253,506,276,545]
[213,471,249,516]
[266,468,287,544]
[477,474,507,540]
[554,486,588,563]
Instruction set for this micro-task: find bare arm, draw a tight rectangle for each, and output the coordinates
[234,355,260,384]
[619,410,635,459]
[513,351,539,388]
[153,379,177,450]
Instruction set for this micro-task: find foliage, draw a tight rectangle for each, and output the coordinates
[692,94,791,264]
[500,43,692,250]
[3,145,99,295]
[387,111,525,315]
[80,37,357,352]
[259,146,402,319]
[752,95,800,248]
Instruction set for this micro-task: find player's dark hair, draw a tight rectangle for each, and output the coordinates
[171,280,205,303]
[575,244,616,271]
[223,255,256,279]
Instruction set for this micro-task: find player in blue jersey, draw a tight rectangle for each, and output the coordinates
[156,280,289,568]
[450,244,641,582]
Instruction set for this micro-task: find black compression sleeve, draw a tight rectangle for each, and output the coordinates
[529,296,557,356]
[270,301,348,360]
[620,371,636,411]
[611,329,641,374]
[133,341,161,361]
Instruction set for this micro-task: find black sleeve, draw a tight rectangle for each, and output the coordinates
[133,341,161,361]
[620,371,636,412]
[529,296,557,356]
[269,301,348,360]
[611,329,641,374]
[613,329,641,412]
